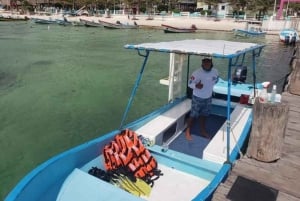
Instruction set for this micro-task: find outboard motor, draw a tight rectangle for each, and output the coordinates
[285,35,290,45]
[291,35,296,46]
[232,65,247,83]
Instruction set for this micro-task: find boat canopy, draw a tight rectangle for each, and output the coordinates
[121,39,265,165]
[125,39,264,59]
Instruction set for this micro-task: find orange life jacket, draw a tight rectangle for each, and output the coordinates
[103,129,161,185]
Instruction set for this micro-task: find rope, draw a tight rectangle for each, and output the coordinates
[221,123,245,160]
[230,128,244,159]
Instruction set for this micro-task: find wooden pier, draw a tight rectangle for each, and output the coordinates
[212,49,300,201]
[212,92,300,201]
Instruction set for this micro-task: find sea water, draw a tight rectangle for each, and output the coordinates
[0,20,294,199]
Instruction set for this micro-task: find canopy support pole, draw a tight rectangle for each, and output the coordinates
[186,55,191,97]
[120,50,150,129]
[225,58,233,165]
[252,47,263,97]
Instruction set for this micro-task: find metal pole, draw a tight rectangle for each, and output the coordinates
[286,0,290,17]
[120,50,150,129]
[225,58,232,165]
[273,0,277,16]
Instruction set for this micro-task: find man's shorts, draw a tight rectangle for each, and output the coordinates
[190,95,212,118]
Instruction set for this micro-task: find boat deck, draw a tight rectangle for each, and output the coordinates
[58,143,221,201]
[170,114,226,158]
[212,92,300,201]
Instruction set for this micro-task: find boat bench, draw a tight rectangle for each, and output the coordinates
[56,168,144,201]
[135,99,191,145]
[203,104,252,164]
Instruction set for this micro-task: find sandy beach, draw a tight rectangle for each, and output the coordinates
[69,15,281,34]
[1,9,284,34]
[1,11,255,32]
[72,14,251,32]
[79,14,248,31]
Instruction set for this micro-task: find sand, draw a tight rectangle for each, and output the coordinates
[74,14,248,32]
[2,11,281,34]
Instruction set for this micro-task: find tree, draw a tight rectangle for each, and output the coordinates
[228,0,247,11]
[247,0,274,20]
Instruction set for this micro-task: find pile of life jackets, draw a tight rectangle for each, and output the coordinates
[103,129,162,186]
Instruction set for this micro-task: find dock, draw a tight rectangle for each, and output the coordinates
[212,47,300,201]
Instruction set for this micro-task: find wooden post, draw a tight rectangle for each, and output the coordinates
[247,98,289,162]
[288,60,300,95]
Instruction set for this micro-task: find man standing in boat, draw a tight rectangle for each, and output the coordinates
[185,58,219,140]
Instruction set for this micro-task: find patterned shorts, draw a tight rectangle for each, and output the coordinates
[190,95,212,118]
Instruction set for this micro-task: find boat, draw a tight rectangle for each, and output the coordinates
[32,18,57,24]
[99,20,138,29]
[71,20,85,26]
[5,39,269,201]
[56,17,72,26]
[279,28,299,45]
[79,18,103,27]
[161,24,197,33]
[233,22,266,37]
[0,15,29,21]
[233,27,267,37]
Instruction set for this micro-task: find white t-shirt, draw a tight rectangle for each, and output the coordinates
[188,68,219,99]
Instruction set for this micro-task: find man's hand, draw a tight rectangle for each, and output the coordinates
[196,80,203,89]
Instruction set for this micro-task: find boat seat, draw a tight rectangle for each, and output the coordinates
[213,78,256,97]
[56,168,144,201]
[202,104,252,164]
[135,99,191,145]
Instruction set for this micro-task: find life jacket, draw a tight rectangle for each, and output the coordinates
[103,129,162,186]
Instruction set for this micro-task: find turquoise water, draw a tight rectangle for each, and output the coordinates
[0,21,294,199]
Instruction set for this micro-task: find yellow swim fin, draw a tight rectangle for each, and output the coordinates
[119,174,152,197]
[118,175,141,197]
[134,177,152,197]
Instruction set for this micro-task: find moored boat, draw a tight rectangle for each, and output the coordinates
[5,39,276,201]
[32,17,57,24]
[161,24,197,33]
[99,19,138,29]
[233,22,266,37]
[56,17,72,26]
[0,15,29,21]
[79,18,103,27]
[233,27,267,37]
[279,28,299,45]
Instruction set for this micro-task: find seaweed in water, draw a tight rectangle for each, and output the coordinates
[0,71,17,89]
[31,60,53,66]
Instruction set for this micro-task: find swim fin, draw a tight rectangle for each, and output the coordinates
[119,173,152,197]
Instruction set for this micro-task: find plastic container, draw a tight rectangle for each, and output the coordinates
[270,85,277,103]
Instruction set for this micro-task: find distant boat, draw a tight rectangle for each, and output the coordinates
[79,18,103,27]
[32,18,57,24]
[279,28,299,45]
[233,21,266,37]
[56,17,72,26]
[0,15,29,21]
[71,20,85,26]
[99,20,138,29]
[233,27,266,37]
[161,24,197,33]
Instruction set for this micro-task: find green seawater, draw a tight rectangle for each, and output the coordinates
[0,21,294,199]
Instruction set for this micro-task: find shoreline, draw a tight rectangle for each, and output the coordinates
[0,11,280,35]
[75,15,281,35]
